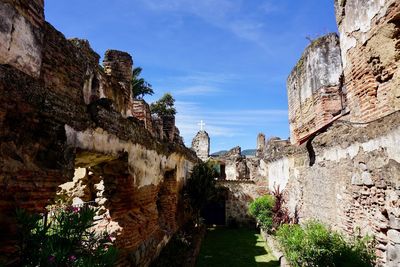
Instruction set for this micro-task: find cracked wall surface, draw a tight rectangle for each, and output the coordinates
[335,0,400,123]
[0,1,198,266]
[270,113,400,266]
[274,1,400,266]
[287,33,344,144]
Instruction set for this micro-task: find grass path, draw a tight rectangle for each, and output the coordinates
[197,227,279,267]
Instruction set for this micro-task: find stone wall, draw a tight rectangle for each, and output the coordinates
[270,1,400,265]
[0,0,44,77]
[130,100,154,134]
[191,130,210,162]
[0,2,197,266]
[266,112,400,266]
[103,50,133,115]
[212,146,269,227]
[287,33,344,144]
[218,180,268,227]
[335,0,400,123]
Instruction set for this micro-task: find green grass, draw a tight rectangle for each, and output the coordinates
[197,227,279,267]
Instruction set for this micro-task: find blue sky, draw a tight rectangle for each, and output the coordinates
[45,0,338,153]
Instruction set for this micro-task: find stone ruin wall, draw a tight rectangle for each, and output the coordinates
[0,1,198,266]
[265,114,400,266]
[287,33,344,145]
[218,179,268,227]
[191,130,210,162]
[335,0,400,123]
[266,1,400,266]
[214,146,269,227]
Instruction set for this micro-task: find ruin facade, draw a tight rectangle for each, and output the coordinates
[262,0,400,265]
[287,33,344,144]
[0,1,198,266]
[208,144,268,227]
[191,130,210,162]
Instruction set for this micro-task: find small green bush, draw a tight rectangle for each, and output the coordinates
[248,195,275,231]
[276,221,376,267]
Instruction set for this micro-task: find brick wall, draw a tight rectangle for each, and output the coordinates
[336,0,400,122]
[0,2,197,265]
[103,50,133,115]
[130,100,154,134]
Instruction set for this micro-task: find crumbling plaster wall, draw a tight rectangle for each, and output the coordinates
[265,112,400,266]
[335,0,400,122]
[287,33,344,144]
[0,0,44,78]
[0,1,198,266]
[216,146,249,180]
[272,3,400,262]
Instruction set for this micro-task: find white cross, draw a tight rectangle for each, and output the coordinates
[198,120,206,131]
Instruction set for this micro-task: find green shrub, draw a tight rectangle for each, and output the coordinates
[16,206,118,267]
[184,161,218,221]
[248,195,275,231]
[276,221,376,267]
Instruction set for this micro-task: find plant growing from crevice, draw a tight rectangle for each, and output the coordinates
[16,205,118,267]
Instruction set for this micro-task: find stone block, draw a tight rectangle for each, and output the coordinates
[191,130,210,162]
[389,214,400,230]
[387,243,400,265]
[388,229,400,244]
[0,2,43,77]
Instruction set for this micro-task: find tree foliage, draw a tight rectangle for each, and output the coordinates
[131,67,154,100]
[184,162,218,216]
[150,93,176,117]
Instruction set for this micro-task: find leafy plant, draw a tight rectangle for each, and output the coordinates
[248,195,275,231]
[132,67,154,99]
[271,186,291,228]
[150,93,176,117]
[183,161,218,221]
[16,205,118,267]
[276,221,376,267]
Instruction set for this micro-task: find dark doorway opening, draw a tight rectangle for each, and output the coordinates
[201,200,226,225]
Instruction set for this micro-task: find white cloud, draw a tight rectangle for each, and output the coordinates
[175,85,222,96]
[140,0,268,45]
[174,72,238,84]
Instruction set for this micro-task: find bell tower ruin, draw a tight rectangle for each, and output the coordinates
[191,121,210,161]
